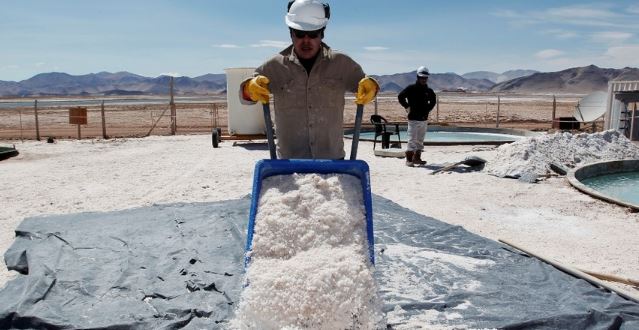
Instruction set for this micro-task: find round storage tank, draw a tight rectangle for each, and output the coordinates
[224,68,266,136]
[568,159,639,210]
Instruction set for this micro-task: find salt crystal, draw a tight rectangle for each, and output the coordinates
[232,173,383,329]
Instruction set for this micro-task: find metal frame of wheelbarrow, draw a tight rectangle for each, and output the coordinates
[244,102,375,267]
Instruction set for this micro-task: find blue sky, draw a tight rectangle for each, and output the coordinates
[1,1,639,81]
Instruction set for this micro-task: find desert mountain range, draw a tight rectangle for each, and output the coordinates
[1,65,638,97]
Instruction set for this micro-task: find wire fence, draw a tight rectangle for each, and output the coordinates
[347,93,595,132]
[0,101,228,140]
[0,93,598,141]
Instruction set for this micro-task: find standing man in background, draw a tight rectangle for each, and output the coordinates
[398,66,437,167]
[241,0,379,159]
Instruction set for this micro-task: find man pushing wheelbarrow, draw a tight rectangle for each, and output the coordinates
[234,3,383,327]
[240,0,379,159]
[238,0,380,267]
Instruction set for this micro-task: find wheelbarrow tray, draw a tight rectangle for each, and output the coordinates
[245,159,375,265]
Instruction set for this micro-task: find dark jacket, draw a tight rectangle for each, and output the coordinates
[398,82,437,121]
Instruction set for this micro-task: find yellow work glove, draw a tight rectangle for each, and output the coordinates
[356,77,379,105]
[244,75,270,104]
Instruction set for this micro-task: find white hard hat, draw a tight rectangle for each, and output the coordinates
[285,0,330,31]
[417,66,430,77]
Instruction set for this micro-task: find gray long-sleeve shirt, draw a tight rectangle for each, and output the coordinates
[252,43,365,159]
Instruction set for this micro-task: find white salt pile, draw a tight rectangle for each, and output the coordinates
[232,173,383,329]
[250,173,368,260]
[486,130,639,179]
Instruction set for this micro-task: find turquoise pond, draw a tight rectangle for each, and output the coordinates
[347,130,523,143]
[580,171,639,207]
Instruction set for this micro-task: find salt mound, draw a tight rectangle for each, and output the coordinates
[232,173,383,329]
[486,130,639,179]
[251,173,367,259]
[235,246,381,329]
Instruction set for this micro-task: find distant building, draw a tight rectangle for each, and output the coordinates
[441,87,467,93]
[605,81,639,141]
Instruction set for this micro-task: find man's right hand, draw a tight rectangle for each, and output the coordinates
[404,106,410,114]
[243,75,270,104]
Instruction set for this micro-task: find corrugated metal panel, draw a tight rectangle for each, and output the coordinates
[610,81,639,92]
[606,81,639,130]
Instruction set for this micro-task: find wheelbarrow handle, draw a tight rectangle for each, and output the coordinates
[350,104,364,160]
[263,102,364,161]
[262,103,277,160]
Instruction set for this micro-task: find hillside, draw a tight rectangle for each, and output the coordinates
[373,71,494,93]
[0,72,226,97]
[491,65,639,93]
[462,70,538,83]
[1,65,638,97]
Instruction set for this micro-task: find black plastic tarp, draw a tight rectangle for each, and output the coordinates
[1,195,638,329]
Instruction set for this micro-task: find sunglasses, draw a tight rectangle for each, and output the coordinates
[291,28,322,39]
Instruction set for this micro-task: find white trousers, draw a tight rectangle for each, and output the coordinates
[406,120,428,151]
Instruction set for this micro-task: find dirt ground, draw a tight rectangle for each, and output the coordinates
[0,92,600,140]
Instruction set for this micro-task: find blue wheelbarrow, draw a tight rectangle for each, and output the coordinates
[245,102,375,267]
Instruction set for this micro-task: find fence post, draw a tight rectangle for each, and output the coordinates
[212,103,218,128]
[496,95,501,128]
[170,77,176,135]
[374,95,378,115]
[19,109,24,142]
[485,103,489,127]
[101,100,108,139]
[552,95,557,128]
[631,102,637,141]
[436,94,439,122]
[34,100,41,141]
[214,103,217,128]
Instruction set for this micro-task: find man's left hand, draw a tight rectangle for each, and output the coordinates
[356,77,379,105]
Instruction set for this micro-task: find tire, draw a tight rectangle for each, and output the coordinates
[216,127,222,143]
[212,129,219,148]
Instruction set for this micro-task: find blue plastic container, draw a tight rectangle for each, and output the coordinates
[246,159,375,266]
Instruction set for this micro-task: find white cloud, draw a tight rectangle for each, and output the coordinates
[1,65,19,70]
[364,46,388,51]
[492,9,522,19]
[492,9,540,27]
[250,40,289,48]
[535,49,565,59]
[214,44,240,48]
[544,5,616,20]
[591,31,633,44]
[535,56,594,71]
[603,45,639,67]
[160,72,181,77]
[35,62,45,67]
[497,4,637,29]
[627,5,639,14]
[542,29,578,39]
[352,49,440,75]
[528,45,639,71]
